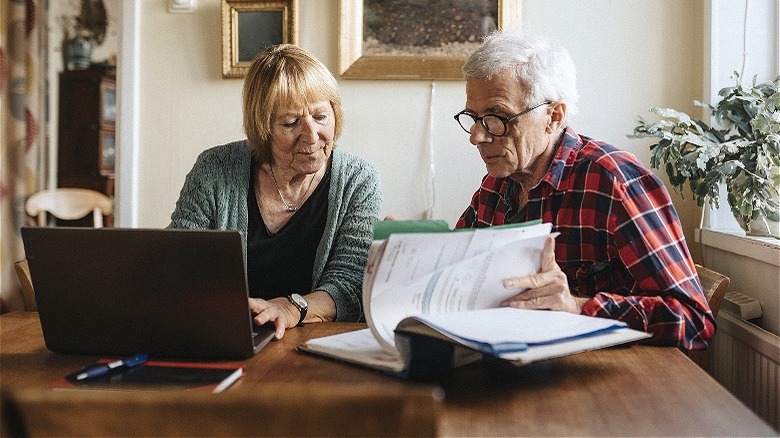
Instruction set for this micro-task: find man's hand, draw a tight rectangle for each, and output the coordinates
[500,235,587,314]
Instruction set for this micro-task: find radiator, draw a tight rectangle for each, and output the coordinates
[709,308,780,432]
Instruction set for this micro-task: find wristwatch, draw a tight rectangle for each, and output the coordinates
[287,294,308,326]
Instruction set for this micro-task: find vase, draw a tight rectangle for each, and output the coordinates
[728,173,780,239]
[64,36,94,70]
[745,215,780,238]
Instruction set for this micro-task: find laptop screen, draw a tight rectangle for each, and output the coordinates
[22,227,273,360]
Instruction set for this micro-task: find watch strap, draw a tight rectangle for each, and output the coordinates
[287,294,307,326]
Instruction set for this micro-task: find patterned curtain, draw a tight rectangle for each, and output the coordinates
[0,0,49,313]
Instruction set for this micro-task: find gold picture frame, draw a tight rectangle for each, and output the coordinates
[339,0,521,80]
[221,0,298,78]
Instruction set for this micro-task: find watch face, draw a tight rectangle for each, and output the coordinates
[290,293,307,309]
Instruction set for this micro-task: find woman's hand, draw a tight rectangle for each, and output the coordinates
[248,291,336,339]
[500,235,588,314]
[248,297,299,339]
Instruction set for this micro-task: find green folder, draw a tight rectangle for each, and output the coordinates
[372,219,542,240]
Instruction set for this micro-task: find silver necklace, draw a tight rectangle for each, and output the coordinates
[269,165,314,212]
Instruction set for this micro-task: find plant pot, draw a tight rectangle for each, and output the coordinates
[728,174,780,239]
[745,215,780,238]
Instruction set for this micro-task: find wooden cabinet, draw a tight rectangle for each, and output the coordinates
[57,68,116,198]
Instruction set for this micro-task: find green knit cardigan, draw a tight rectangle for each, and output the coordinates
[169,140,382,321]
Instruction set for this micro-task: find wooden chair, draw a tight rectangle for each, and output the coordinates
[13,260,36,311]
[695,263,729,319]
[686,264,730,371]
[15,188,113,311]
[1,384,441,437]
[24,188,112,227]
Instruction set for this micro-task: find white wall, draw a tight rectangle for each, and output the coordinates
[134,0,704,257]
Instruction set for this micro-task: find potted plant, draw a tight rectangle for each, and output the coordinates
[630,73,780,238]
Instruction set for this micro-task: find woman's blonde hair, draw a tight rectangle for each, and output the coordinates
[242,44,343,163]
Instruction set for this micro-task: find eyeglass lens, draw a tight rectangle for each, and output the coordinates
[455,113,509,136]
[455,101,551,137]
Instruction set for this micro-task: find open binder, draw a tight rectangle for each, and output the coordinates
[299,220,650,379]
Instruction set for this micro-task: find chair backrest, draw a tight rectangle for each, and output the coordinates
[685,265,730,371]
[695,264,729,319]
[13,260,36,311]
[24,188,112,227]
[17,189,111,312]
[1,384,441,437]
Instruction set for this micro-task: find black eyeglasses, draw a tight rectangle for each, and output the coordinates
[454,101,552,136]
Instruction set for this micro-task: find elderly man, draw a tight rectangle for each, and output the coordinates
[454,32,714,350]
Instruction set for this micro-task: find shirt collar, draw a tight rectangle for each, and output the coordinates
[498,126,580,205]
[542,126,580,191]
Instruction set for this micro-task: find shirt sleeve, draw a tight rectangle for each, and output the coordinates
[456,190,479,228]
[456,175,507,229]
[580,172,716,350]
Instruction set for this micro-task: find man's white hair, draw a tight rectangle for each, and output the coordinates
[463,31,579,119]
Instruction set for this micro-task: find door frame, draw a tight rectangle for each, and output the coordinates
[116,1,140,227]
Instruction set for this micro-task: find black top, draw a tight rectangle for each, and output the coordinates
[246,165,331,299]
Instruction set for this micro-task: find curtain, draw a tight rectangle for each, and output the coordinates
[0,0,49,313]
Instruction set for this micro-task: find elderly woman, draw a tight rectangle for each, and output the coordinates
[169,44,382,339]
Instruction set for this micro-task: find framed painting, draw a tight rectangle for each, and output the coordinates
[221,0,298,78]
[339,0,521,80]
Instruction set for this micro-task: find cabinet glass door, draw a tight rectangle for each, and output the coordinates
[100,132,115,174]
[102,87,116,123]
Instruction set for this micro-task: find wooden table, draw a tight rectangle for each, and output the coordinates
[1,312,775,437]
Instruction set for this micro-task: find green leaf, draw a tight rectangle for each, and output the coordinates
[652,107,692,122]
[628,75,780,222]
[766,91,780,112]
[717,160,740,176]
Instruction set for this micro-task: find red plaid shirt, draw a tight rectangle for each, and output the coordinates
[456,127,715,350]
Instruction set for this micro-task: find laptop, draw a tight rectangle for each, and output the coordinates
[21,227,275,360]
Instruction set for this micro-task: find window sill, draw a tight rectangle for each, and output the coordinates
[696,228,780,336]
[695,228,780,267]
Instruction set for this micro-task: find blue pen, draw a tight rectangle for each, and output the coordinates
[75,353,148,381]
